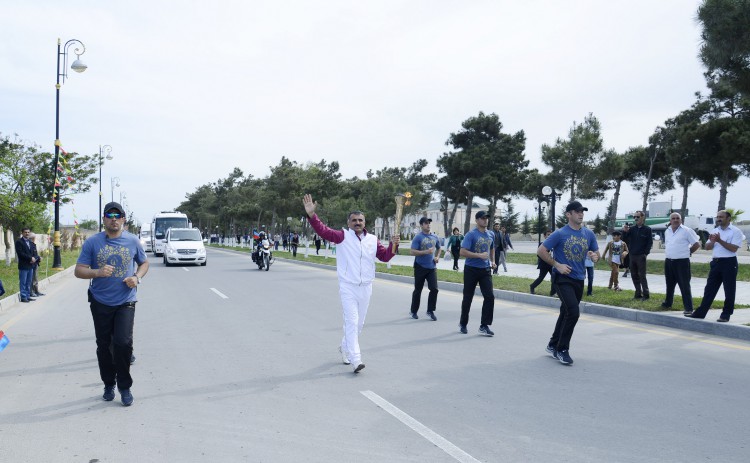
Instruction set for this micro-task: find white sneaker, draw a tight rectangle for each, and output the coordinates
[339,346,350,365]
[353,363,365,373]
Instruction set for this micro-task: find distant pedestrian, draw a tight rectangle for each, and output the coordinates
[14,227,38,303]
[291,233,299,257]
[686,210,745,322]
[446,227,463,271]
[492,222,508,273]
[538,201,599,365]
[74,202,149,406]
[314,235,322,255]
[623,212,653,300]
[621,223,632,278]
[584,255,595,296]
[409,217,441,321]
[662,213,701,314]
[502,226,513,250]
[530,229,554,295]
[459,210,497,336]
[28,233,45,297]
[601,231,628,291]
[303,194,399,373]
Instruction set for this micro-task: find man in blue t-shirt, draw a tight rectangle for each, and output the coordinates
[537,201,600,366]
[75,202,149,406]
[459,210,497,336]
[410,217,441,321]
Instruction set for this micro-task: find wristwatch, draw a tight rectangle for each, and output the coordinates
[136,276,142,284]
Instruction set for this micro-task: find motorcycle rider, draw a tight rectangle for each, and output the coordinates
[255,232,272,267]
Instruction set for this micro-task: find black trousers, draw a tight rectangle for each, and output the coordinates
[451,247,460,270]
[629,254,649,297]
[411,264,438,313]
[549,274,583,351]
[530,262,554,295]
[664,258,693,311]
[692,257,738,319]
[89,292,135,390]
[460,265,494,326]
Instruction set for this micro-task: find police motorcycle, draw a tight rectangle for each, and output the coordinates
[251,233,274,271]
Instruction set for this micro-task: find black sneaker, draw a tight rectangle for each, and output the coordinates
[529,285,535,295]
[545,345,557,358]
[555,350,574,365]
[459,324,468,334]
[478,325,494,337]
[120,389,134,406]
[426,311,437,321]
[410,312,418,320]
[102,385,115,401]
[353,363,365,373]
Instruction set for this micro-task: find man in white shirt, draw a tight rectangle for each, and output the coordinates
[686,210,745,322]
[662,213,701,315]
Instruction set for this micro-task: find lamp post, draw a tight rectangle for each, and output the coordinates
[98,145,113,232]
[110,177,120,202]
[52,38,87,269]
[535,200,547,245]
[542,186,563,231]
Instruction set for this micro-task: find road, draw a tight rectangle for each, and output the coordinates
[1,248,749,462]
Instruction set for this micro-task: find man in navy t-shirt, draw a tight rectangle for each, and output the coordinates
[409,217,441,321]
[459,210,497,336]
[537,201,599,365]
[75,202,149,406]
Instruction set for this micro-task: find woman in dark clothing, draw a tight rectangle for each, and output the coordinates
[446,227,463,271]
[530,230,556,295]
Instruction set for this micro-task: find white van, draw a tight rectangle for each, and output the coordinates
[139,224,152,252]
[163,228,207,266]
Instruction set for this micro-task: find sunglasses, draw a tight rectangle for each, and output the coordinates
[104,212,124,219]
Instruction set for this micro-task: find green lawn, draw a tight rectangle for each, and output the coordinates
[211,244,747,312]
[1,249,81,300]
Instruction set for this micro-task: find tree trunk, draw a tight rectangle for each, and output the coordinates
[680,180,689,218]
[718,173,729,211]
[4,228,11,267]
[607,181,622,234]
[642,151,657,213]
[568,173,577,201]
[464,191,474,233]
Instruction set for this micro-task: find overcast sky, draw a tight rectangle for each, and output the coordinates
[2,0,746,231]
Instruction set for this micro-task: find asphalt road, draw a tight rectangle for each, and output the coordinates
[1,248,749,462]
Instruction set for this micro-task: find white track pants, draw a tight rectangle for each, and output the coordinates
[339,282,372,367]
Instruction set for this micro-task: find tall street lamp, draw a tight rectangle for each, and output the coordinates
[53,38,87,269]
[98,145,113,232]
[542,186,563,231]
[111,177,120,202]
[535,199,547,245]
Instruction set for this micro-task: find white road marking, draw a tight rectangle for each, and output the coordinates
[360,390,481,463]
[210,288,229,299]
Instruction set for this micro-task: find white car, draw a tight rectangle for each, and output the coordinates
[163,228,207,266]
[139,229,152,252]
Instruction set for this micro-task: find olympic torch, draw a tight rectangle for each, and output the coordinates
[393,194,406,252]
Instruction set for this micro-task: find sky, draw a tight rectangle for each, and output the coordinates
[2,0,747,230]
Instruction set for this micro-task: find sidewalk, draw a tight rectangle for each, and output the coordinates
[284,244,750,336]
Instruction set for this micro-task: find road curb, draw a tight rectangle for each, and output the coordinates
[0,266,75,315]
[280,256,750,343]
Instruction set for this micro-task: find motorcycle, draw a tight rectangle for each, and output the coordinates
[251,238,274,271]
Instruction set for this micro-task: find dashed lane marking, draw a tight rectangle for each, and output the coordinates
[361,390,481,463]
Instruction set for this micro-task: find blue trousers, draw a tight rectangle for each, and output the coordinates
[18,268,33,300]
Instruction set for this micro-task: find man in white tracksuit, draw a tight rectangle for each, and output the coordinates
[303,194,399,373]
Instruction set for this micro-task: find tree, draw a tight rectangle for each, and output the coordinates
[592,214,604,235]
[520,213,531,238]
[541,113,604,201]
[594,148,639,232]
[698,0,750,97]
[631,131,674,212]
[440,112,530,232]
[689,74,750,210]
[497,201,520,234]
[0,134,51,264]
